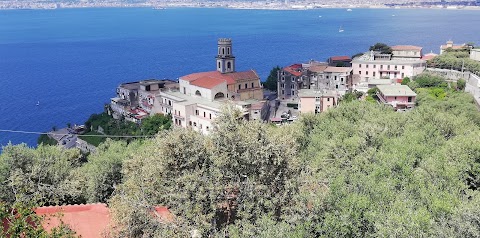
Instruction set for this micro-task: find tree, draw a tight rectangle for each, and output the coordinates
[352,52,364,59]
[0,144,84,205]
[140,113,172,136]
[401,77,411,85]
[457,79,466,91]
[263,66,281,91]
[369,43,392,54]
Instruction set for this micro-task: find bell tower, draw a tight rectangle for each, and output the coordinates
[216,38,235,74]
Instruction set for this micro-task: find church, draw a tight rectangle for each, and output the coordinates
[154,38,265,134]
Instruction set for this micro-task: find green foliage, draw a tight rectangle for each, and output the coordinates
[109,104,300,237]
[341,90,364,103]
[140,113,172,136]
[369,43,392,54]
[263,66,281,91]
[401,77,411,85]
[0,201,77,238]
[352,52,364,59]
[78,131,106,147]
[429,51,480,73]
[0,144,84,205]
[457,79,466,91]
[414,73,448,88]
[37,134,57,146]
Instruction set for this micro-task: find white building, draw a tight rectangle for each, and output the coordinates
[471,49,480,62]
[351,49,426,91]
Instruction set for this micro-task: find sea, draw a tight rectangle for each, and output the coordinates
[0,7,479,148]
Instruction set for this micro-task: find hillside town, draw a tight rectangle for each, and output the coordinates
[42,38,480,154]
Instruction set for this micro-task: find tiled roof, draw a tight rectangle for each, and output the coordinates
[330,56,351,61]
[283,65,304,77]
[180,70,259,86]
[377,84,417,97]
[422,53,438,60]
[309,65,328,73]
[324,66,352,73]
[35,203,111,238]
[441,45,465,49]
[391,45,423,51]
[34,203,172,238]
[190,76,225,89]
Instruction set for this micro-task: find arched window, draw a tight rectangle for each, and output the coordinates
[195,90,202,96]
[222,48,225,55]
[214,92,225,99]
[227,62,231,69]
[227,47,230,55]
[218,62,221,69]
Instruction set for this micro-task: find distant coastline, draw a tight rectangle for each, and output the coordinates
[1,4,480,11]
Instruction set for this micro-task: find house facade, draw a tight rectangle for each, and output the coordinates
[376,84,416,110]
[440,40,467,54]
[277,61,352,99]
[471,49,480,62]
[298,89,339,114]
[328,56,352,67]
[351,48,426,91]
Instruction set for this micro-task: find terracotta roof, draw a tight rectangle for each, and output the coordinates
[422,53,438,60]
[309,65,328,73]
[283,65,304,77]
[190,76,225,89]
[391,45,423,51]
[180,70,259,86]
[35,203,111,238]
[324,66,352,73]
[329,56,351,61]
[441,44,465,49]
[34,203,172,238]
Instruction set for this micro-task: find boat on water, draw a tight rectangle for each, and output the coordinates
[36,101,40,106]
[339,26,344,32]
[347,8,352,11]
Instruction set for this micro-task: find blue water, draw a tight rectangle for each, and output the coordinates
[1,7,479,147]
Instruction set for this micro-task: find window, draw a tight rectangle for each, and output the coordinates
[203,112,206,117]
[195,110,199,115]
[238,84,241,90]
[227,47,230,55]
[206,126,209,130]
[315,97,320,102]
[326,76,329,79]
[366,65,369,68]
[341,78,344,82]
[183,87,186,94]
[402,66,405,70]
[245,83,248,89]
[218,62,221,69]
[387,65,390,70]
[394,65,397,70]
[227,62,231,69]
[359,71,362,75]
[408,96,412,102]
[373,65,376,68]
[193,122,197,127]
[189,121,192,126]
[336,85,339,89]
[291,77,295,82]
[281,83,284,88]
[394,96,397,100]
[282,90,284,95]
[209,114,212,119]
[251,82,254,88]
[291,84,294,89]
[380,65,383,69]
[327,98,330,101]
[292,91,295,96]
[401,73,404,78]
[334,76,337,80]
[222,48,225,55]
[373,72,376,77]
[366,71,369,75]
[359,64,362,68]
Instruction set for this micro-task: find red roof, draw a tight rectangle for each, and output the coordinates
[422,53,438,61]
[190,76,225,89]
[34,203,172,238]
[283,64,303,77]
[35,203,112,238]
[180,70,259,86]
[391,45,423,51]
[330,56,351,61]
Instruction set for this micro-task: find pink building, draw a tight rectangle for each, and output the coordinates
[376,85,416,110]
[298,89,338,114]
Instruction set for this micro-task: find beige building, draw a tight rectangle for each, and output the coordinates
[440,40,466,54]
[391,45,423,60]
[298,89,338,114]
[471,49,480,62]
